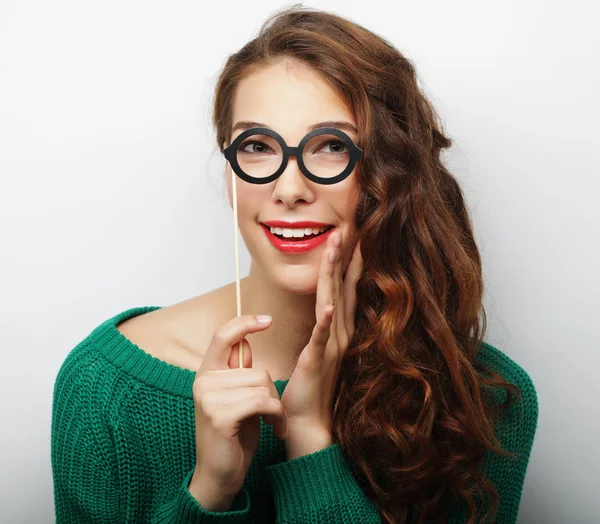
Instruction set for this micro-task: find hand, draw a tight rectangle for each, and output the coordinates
[190,315,288,504]
[279,230,363,456]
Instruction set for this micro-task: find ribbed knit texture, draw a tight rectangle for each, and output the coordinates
[51,306,538,523]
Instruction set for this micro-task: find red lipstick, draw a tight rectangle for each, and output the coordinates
[262,220,332,228]
[261,223,335,254]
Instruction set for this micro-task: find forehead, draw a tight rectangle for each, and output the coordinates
[231,61,356,141]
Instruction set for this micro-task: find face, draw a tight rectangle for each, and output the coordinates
[225,59,361,295]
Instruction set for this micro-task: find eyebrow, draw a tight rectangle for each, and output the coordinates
[231,120,358,135]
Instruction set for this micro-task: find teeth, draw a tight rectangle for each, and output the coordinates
[269,226,331,238]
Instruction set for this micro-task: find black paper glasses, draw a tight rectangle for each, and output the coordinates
[223,127,363,185]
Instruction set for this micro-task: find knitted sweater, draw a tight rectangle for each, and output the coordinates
[51,306,538,523]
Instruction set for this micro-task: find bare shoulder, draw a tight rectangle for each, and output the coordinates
[116,283,236,371]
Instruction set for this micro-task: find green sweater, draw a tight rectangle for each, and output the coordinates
[51,306,538,523]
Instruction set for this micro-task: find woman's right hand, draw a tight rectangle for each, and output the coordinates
[190,314,288,507]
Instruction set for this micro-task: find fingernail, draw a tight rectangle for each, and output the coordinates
[329,250,335,263]
[257,315,272,323]
[334,233,341,247]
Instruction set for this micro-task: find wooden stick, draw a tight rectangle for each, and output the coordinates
[231,165,244,368]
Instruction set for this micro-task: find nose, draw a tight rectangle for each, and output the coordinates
[271,153,313,204]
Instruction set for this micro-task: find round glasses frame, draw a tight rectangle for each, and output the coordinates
[223,127,363,185]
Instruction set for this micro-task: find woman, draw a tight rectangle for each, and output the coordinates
[51,5,538,524]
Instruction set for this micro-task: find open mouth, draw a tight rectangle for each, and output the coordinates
[261,224,335,241]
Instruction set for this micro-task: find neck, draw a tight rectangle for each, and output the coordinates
[237,261,317,380]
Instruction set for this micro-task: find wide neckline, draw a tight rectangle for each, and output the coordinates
[89,305,289,398]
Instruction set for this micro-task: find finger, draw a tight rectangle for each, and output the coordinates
[204,385,274,405]
[200,315,272,371]
[204,367,281,403]
[316,233,336,318]
[204,383,287,439]
[203,366,284,433]
[332,232,347,350]
[228,337,252,370]
[214,395,287,438]
[309,303,335,361]
[325,234,339,353]
[343,241,363,338]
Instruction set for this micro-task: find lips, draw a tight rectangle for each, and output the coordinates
[261,220,333,228]
[261,224,335,253]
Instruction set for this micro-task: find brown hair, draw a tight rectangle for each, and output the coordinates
[211,5,520,523]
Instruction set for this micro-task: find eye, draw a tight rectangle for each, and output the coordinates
[239,141,274,154]
[318,140,348,155]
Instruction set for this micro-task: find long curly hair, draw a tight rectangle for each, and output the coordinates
[211,5,521,523]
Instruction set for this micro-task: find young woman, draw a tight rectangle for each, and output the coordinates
[51,5,538,524]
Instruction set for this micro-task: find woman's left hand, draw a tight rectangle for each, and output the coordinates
[279,230,363,458]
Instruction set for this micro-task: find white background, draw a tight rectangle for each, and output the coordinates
[1,1,598,522]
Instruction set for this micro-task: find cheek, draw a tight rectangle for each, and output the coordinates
[335,179,360,221]
[225,168,251,211]
[226,173,265,219]
[336,181,361,253]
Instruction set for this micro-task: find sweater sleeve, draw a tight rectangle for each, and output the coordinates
[51,349,252,524]
[52,403,252,524]
[265,443,381,523]
[482,362,539,524]
[51,360,122,523]
[150,469,251,523]
[446,349,540,524]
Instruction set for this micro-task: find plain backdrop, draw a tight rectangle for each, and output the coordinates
[1,0,598,522]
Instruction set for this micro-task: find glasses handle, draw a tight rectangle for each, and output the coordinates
[231,163,244,368]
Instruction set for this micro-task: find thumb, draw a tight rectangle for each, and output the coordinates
[200,314,271,372]
[228,337,253,369]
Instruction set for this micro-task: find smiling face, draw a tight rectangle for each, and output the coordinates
[225,59,361,294]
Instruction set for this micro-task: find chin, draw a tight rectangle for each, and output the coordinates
[269,264,321,295]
